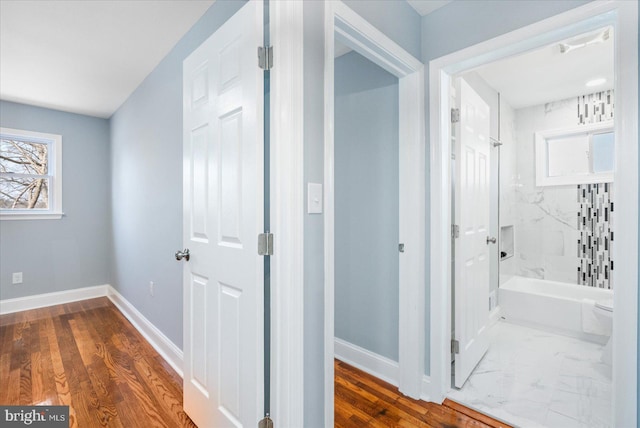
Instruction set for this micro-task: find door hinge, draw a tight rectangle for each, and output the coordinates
[258,46,273,70]
[451,339,460,354]
[258,416,273,428]
[452,224,459,239]
[258,233,274,256]
[451,108,460,123]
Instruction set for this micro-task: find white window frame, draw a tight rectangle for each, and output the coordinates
[535,120,614,186]
[0,127,63,220]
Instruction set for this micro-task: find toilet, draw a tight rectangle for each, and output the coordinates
[593,299,613,365]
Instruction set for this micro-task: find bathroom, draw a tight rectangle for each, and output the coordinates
[448,27,615,427]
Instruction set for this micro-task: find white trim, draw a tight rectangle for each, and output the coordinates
[106,286,183,379]
[420,375,433,402]
[334,338,399,387]
[610,2,639,426]
[324,1,426,425]
[428,2,637,426]
[0,213,64,220]
[0,284,108,314]
[398,66,426,400]
[332,3,422,77]
[323,3,337,424]
[269,1,305,427]
[334,340,440,404]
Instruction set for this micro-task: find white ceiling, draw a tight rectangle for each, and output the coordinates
[406,0,452,16]
[475,29,614,109]
[0,0,214,118]
[3,0,606,119]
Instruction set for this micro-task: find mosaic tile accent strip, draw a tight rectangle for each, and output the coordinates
[578,90,614,125]
[577,90,614,289]
[577,183,613,289]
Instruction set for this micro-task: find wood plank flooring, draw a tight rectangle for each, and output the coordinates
[1,298,510,427]
[0,297,194,428]
[335,360,512,428]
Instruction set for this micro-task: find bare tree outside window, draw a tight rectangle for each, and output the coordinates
[0,138,50,209]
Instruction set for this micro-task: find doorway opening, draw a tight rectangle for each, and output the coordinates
[429,2,637,427]
[333,45,401,380]
[449,25,616,427]
[323,2,425,425]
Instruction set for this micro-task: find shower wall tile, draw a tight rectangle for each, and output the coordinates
[576,90,614,289]
[545,255,580,284]
[517,228,544,255]
[577,183,613,289]
[508,90,614,287]
[516,253,545,279]
[578,90,614,125]
[543,231,565,257]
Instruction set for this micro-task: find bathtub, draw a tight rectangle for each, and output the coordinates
[499,276,612,341]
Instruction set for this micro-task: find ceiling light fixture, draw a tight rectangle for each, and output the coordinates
[586,78,607,87]
[559,28,610,54]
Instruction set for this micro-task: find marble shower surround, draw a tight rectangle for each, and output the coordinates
[512,98,583,284]
[504,91,614,286]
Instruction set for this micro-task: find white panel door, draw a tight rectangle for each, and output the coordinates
[182,2,263,427]
[453,78,491,388]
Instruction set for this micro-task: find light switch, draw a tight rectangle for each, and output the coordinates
[307,183,323,214]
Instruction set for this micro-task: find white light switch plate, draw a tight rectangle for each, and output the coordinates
[307,183,323,214]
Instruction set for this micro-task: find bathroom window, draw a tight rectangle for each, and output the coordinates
[535,120,614,186]
[0,127,63,220]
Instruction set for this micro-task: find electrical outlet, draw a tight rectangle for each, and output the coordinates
[149,281,154,296]
[12,272,23,284]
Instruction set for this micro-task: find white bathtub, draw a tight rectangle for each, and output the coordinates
[499,276,612,341]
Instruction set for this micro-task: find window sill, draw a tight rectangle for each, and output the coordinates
[0,212,64,220]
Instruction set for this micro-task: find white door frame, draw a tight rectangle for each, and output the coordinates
[269,1,305,427]
[323,1,425,425]
[428,2,638,427]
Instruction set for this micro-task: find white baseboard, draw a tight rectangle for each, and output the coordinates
[0,284,109,315]
[107,285,183,378]
[0,284,184,379]
[334,337,399,386]
[333,338,437,403]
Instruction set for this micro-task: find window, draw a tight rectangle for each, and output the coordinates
[0,127,63,219]
[535,120,614,186]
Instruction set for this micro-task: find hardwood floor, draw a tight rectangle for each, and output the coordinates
[1,298,510,428]
[0,297,194,428]
[335,360,512,428]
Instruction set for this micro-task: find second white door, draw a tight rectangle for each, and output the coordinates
[453,77,491,388]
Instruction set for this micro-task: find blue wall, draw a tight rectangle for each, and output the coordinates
[0,101,111,299]
[302,1,326,426]
[334,51,399,361]
[109,0,246,349]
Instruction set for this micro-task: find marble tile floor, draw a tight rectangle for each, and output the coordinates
[448,320,612,428]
